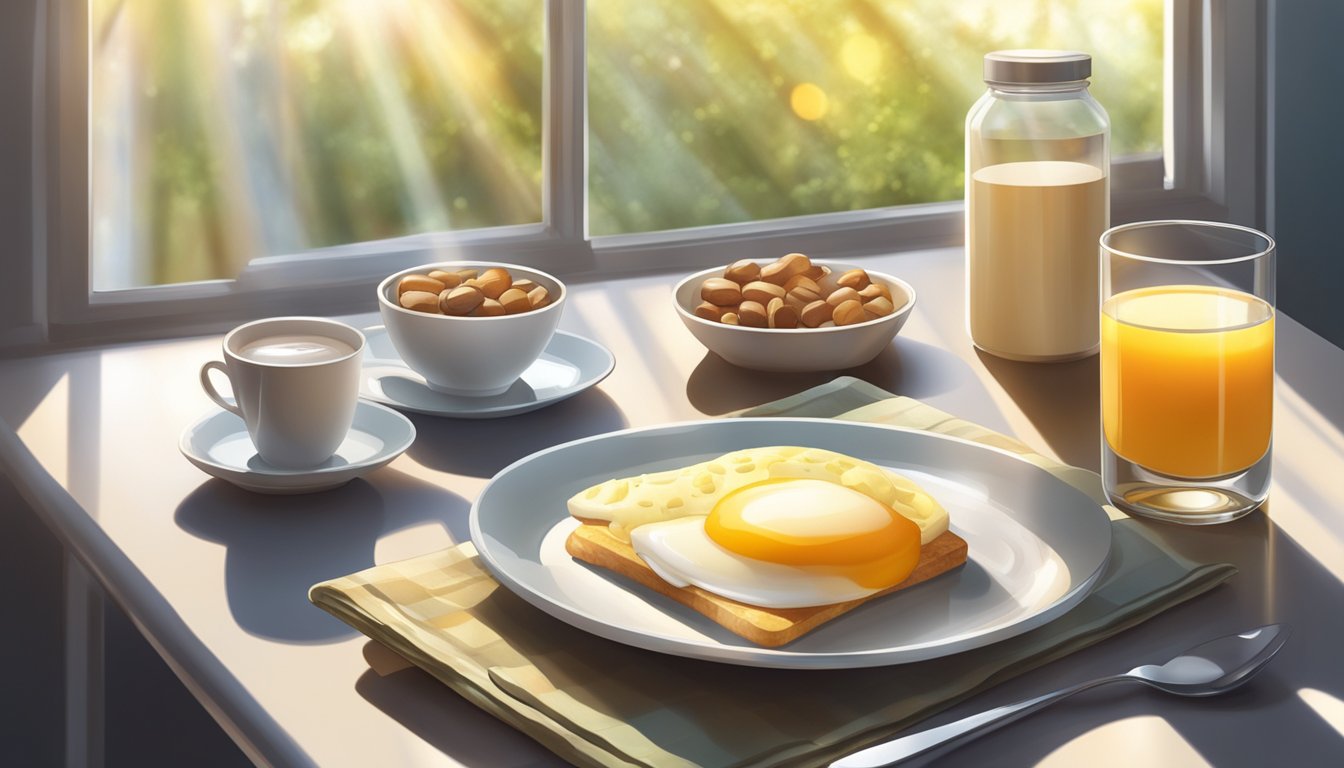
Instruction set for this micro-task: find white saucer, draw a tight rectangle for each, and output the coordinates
[359,326,616,419]
[179,400,415,494]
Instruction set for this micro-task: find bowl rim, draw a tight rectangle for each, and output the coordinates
[672,260,917,334]
[377,261,567,322]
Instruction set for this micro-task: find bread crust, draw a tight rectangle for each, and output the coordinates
[565,519,968,647]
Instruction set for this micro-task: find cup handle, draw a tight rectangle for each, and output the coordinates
[199,361,243,418]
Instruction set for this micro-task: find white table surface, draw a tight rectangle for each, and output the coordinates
[2,246,1343,768]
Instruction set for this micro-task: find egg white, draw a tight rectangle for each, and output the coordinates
[630,516,886,609]
[568,445,948,544]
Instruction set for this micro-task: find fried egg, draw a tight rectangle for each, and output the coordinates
[567,446,946,543]
[568,447,948,609]
[631,478,923,607]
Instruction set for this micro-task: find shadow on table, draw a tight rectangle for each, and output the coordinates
[334,511,1344,767]
[174,470,473,644]
[912,511,1344,767]
[686,338,978,416]
[402,387,628,478]
[355,666,561,767]
[958,337,1344,764]
[977,321,1344,478]
[974,349,1101,472]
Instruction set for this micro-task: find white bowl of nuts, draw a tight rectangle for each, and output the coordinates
[672,254,915,372]
[378,262,564,396]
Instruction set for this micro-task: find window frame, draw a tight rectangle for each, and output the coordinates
[26,0,1264,346]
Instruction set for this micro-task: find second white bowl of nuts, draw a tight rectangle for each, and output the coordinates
[377,262,565,395]
[672,254,915,372]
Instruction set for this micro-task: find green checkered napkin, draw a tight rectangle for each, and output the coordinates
[310,377,1236,768]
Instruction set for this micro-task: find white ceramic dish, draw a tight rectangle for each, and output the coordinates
[470,418,1112,669]
[377,262,566,396]
[199,316,366,468]
[359,326,615,419]
[672,261,916,372]
[179,400,415,494]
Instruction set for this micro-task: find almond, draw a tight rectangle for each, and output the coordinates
[738,300,768,327]
[863,296,895,318]
[499,287,532,314]
[783,274,821,294]
[858,282,891,302]
[787,285,822,310]
[768,298,799,329]
[694,301,727,321]
[702,277,743,306]
[826,286,862,307]
[759,252,811,286]
[723,259,761,285]
[471,297,506,317]
[800,299,832,327]
[477,267,512,300]
[833,299,866,326]
[399,290,442,313]
[440,285,484,315]
[742,280,786,305]
[527,285,551,308]
[427,270,463,289]
[398,274,446,297]
[836,269,871,292]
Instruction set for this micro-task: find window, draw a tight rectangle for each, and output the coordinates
[587,0,1164,235]
[91,0,544,290]
[33,0,1263,340]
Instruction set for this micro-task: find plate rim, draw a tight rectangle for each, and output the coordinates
[469,417,1113,668]
[178,399,416,480]
[359,326,616,417]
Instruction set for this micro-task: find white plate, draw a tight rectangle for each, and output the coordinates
[359,326,615,419]
[470,418,1112,669]
[179,400,415,494]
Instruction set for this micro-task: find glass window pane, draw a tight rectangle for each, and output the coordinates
[588,0,1163,236]
[91,0,543,290]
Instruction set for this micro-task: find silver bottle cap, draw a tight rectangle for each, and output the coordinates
[983,50,1091,85]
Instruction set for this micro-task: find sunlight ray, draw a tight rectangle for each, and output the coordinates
[1299,689,1344,740]
[91,6,138,289]
[199,3,266,274]
[1037,716,1211,767]
[403,0,541,219]
[339,0,451,232]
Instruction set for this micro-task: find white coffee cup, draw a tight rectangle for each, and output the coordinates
[199,317,365,469]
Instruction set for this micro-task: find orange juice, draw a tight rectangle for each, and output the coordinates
[1101,285,1274,478]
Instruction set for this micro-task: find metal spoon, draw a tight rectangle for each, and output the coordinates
[830,624,1289,768]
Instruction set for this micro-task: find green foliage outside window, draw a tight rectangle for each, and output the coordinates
[91,0,1161,288]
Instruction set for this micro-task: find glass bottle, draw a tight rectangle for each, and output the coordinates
[965,50,1110,362]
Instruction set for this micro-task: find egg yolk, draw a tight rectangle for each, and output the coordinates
[704,479,921,589]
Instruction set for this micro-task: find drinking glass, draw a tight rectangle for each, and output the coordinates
[1100,220,1275,524]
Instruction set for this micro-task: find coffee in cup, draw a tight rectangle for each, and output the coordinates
[200,317,365,469]
[238,335,359,365]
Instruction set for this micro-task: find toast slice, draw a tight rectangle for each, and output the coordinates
[565,520,967,647]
